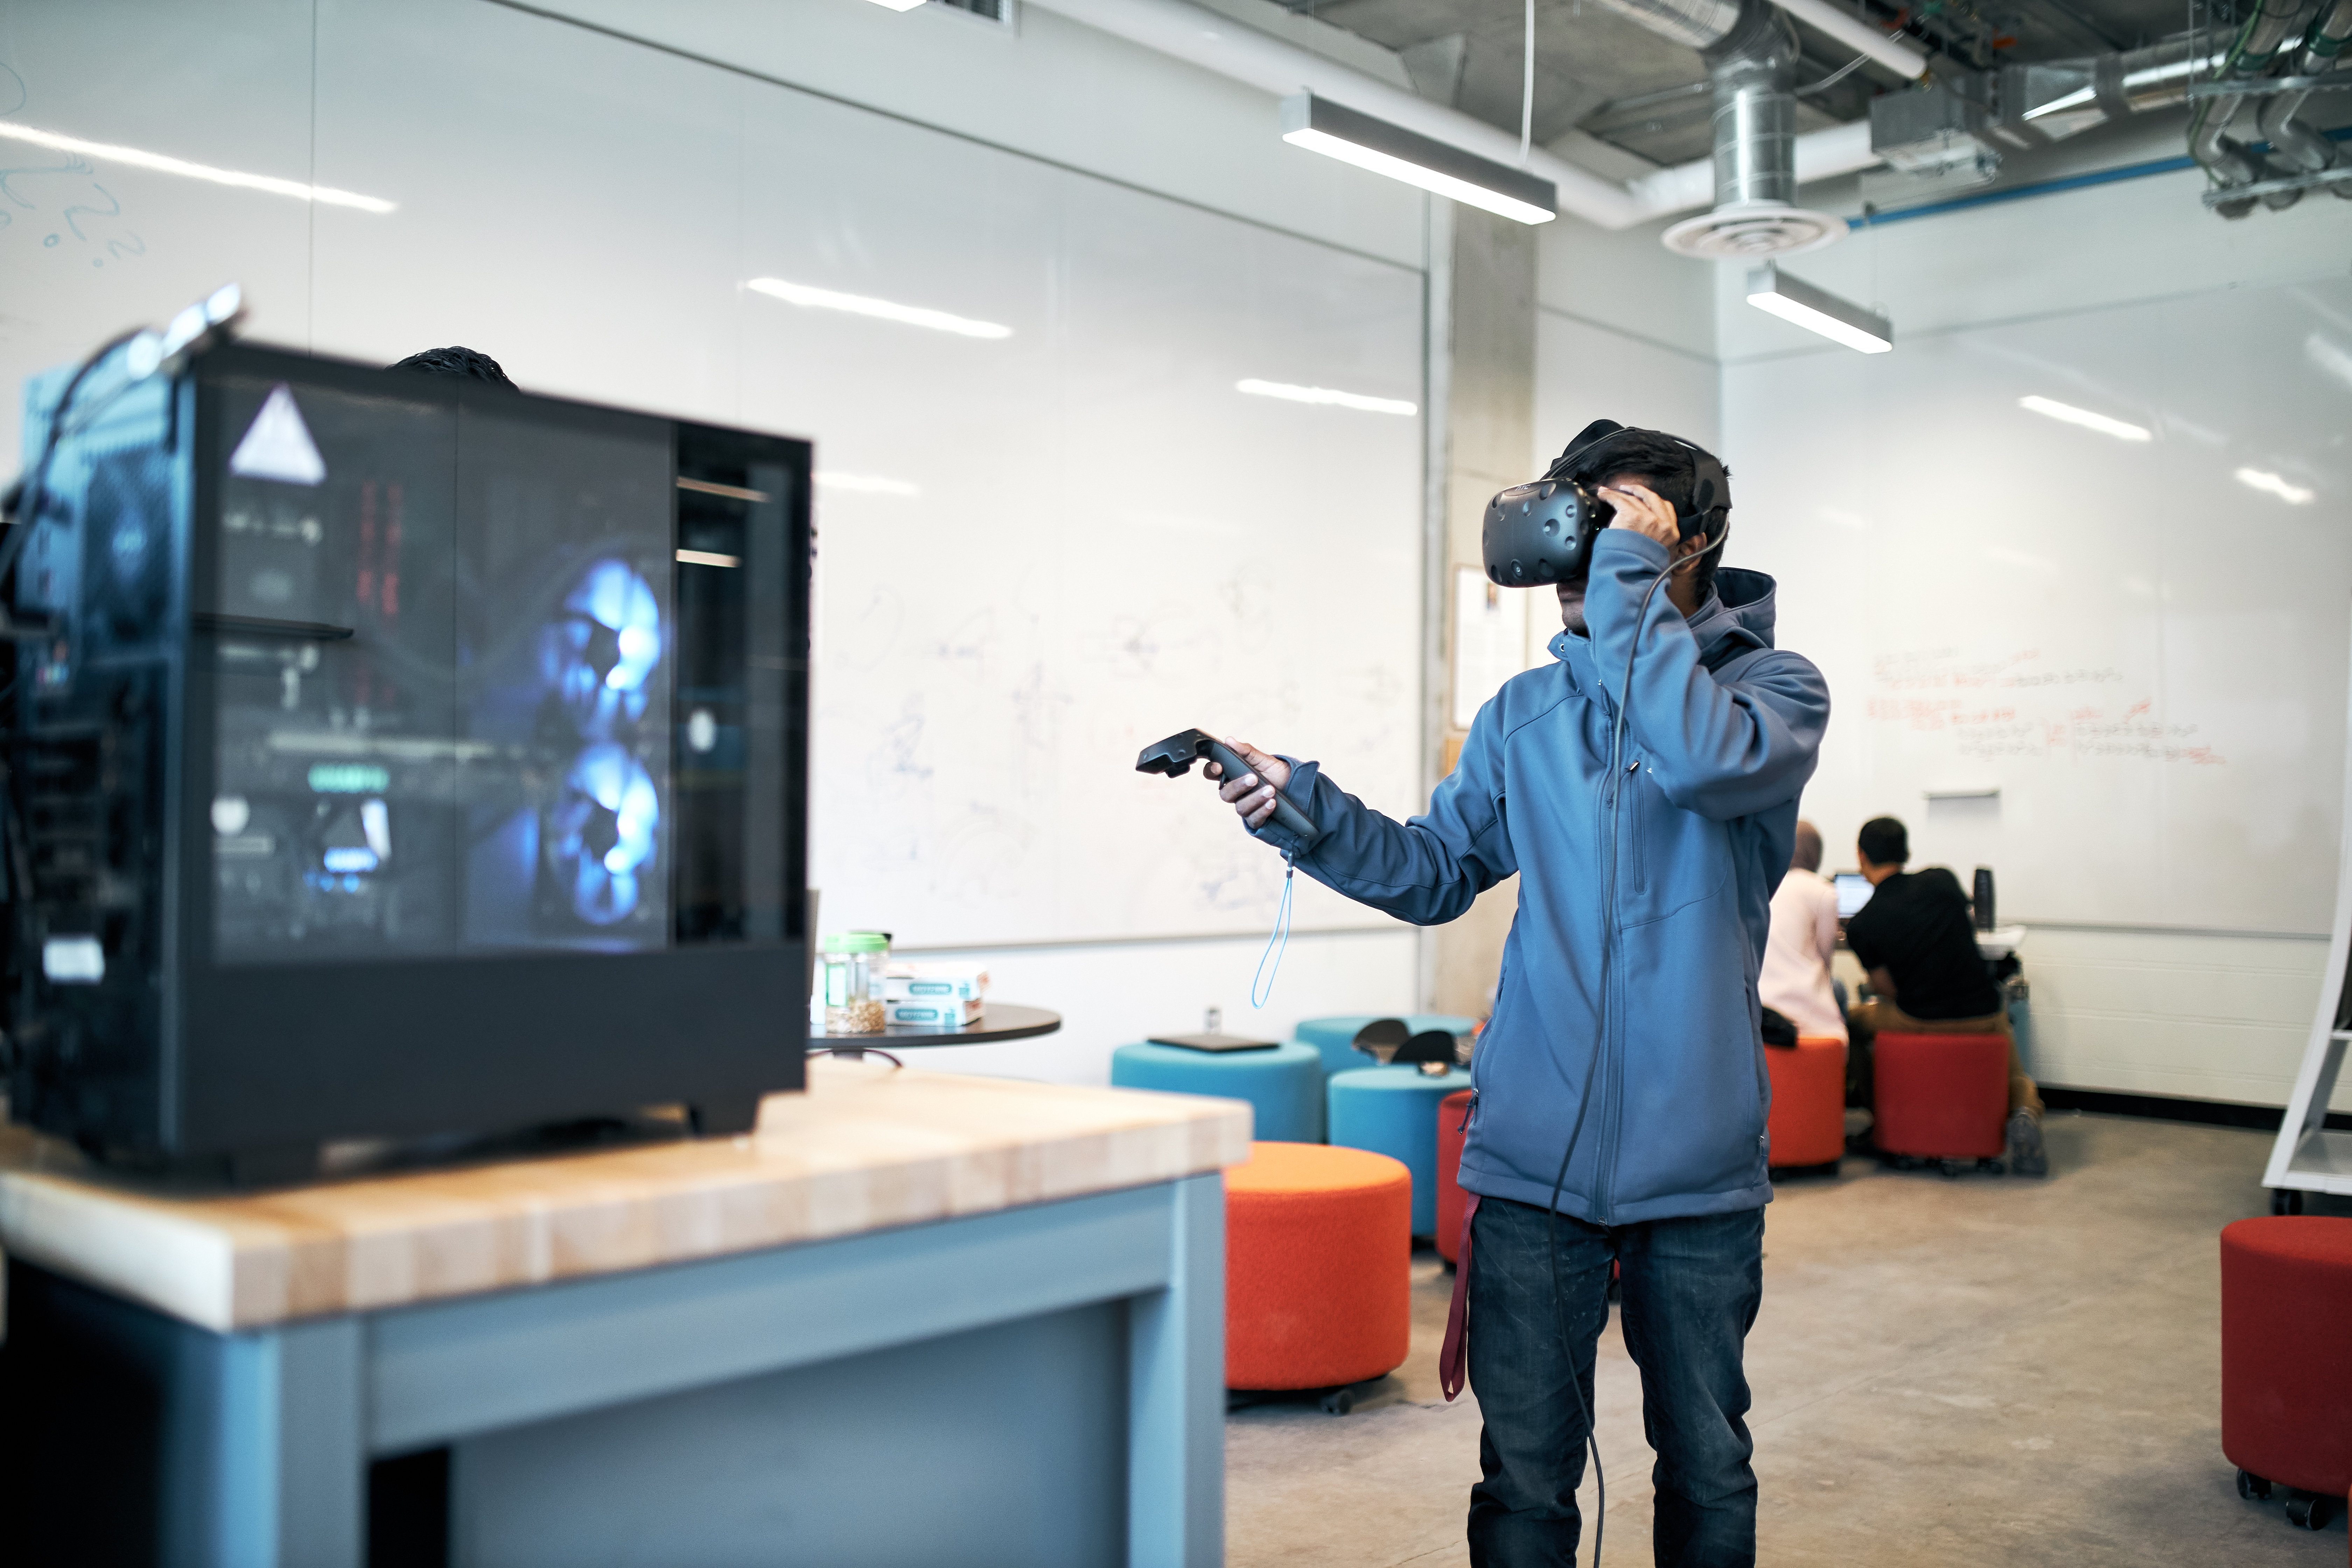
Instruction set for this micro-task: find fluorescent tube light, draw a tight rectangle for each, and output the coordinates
[675,549,742,568]
[747,278,1010,339]
[1236,379,1417,416]
[0,122,395,212]
[2305,333,2352,393]
[816,471,922,496]
[1744,264,1892,354]
[1280,93,1555,226]
[865,0,927,8]
[2236,467,2315,504]
[2017,395,2151,442]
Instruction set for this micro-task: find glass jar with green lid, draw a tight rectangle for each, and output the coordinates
[818,931,891,1034]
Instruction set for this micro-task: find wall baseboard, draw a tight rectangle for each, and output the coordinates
[2041,1086,2352,1133]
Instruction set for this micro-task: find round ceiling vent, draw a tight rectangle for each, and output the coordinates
[1661,202,1846,260]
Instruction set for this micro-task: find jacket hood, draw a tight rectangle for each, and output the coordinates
[1686,566,1779,660]
[1549,564,1783,680]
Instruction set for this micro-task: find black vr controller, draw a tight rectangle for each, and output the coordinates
[1482,420,1730,589]
[1138,728,1325,851]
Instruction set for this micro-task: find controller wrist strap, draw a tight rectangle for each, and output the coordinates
[1250,851,1297,1009]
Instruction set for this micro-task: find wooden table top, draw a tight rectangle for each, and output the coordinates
[0,1060,1251,1333]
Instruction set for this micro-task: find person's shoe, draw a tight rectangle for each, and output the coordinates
[2007,1109,2047,1177]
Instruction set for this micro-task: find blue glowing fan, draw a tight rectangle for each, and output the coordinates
[541,560,662,734]
[544,743,660,925]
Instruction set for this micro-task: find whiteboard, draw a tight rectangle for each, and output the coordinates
[1,0,1427,951]
[1727,278,2352,933]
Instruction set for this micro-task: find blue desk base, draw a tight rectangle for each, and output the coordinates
[0,1175,1225,1567]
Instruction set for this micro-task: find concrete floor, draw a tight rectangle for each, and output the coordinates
[1226,1113,2343,1567]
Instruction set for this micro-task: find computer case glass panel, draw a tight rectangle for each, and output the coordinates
[9,342,810,1162]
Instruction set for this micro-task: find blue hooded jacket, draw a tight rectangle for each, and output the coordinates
[1253,530,1830,1224]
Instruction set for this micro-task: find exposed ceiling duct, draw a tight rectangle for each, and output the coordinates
[1019,0,1913,231]
[1863,21,2349,219]
[2192,0,2352,216]
[1866,35,2226,181]
[1592,0,1849,255]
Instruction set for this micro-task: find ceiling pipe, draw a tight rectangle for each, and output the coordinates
[1768,0,1930,80]
[1019,0,1893,229]
[1593,0,1858,254]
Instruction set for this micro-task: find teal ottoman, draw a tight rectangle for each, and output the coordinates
[1295,1014,1476,1077]
[1111,1041,1325,1143]
[1327,1063,1473,1236]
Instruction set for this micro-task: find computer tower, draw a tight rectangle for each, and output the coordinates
[6,339,809,1171]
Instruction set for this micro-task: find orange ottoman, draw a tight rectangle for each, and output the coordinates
[1766,1036,1848,1169]
[1436,1089,1473,1263]
[1226,1141,1411,1392]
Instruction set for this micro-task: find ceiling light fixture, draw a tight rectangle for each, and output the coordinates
[1744,264,1892,354]
[2236,467,2316,504]
[2305,332,2352,393]
[675,549,742,568]
[1236,378,1418,416]
[747,278,1011,339]
[815,471,923,496]
[1280,93,1555,226]
[863,0,927,10]
[2017,395,2152,443]
[0,122,396,212]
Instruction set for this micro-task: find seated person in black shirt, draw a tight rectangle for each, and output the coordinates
[1846,816,2046,1176]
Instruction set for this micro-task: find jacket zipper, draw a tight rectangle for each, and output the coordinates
[1596,749,1632,1224]
[1629,756,1646,895]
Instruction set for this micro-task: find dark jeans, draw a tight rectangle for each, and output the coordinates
[1465,1195,1764,1568]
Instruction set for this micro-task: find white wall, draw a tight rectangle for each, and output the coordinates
[1,0,1436,1086]
[1720,149,2352,1110]
[2012,925,2327,1108]
[1539,211,1719,365]
[529,0,1429,273]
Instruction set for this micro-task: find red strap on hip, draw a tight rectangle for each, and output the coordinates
[1439,1192,1481,1402]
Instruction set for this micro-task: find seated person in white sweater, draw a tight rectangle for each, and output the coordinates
[1759,819,1844,1043]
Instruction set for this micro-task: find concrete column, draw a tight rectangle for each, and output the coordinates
[1423,202,1536,1021]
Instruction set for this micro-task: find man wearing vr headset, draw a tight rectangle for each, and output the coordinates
[1209,421,1827,1567]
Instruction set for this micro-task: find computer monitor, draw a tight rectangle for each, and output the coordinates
[1833,872,1873,919]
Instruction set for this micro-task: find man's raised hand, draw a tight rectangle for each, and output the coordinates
[1598,480,1678,547]
[1205,739,1292,831]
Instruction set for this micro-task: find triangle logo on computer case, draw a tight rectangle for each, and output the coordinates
[227,383,327,486]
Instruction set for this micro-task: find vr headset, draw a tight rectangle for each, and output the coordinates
[1482,419,1730,588]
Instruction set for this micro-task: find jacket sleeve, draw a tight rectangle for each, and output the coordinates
[1583,531,1830,822]
[1248,702,1522,926]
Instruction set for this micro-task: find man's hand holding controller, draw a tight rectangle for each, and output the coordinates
[1204,739,1292,832]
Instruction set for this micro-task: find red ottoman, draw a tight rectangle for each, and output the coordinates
[1436,1089,1473,1263]
[1226,1142,1411,1395]
[1766,1036,1847,1169]
[2222,1217,2352,1530]
[1873,1031,2007,1168]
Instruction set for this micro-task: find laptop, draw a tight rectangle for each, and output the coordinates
[1833,872,1874,919]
